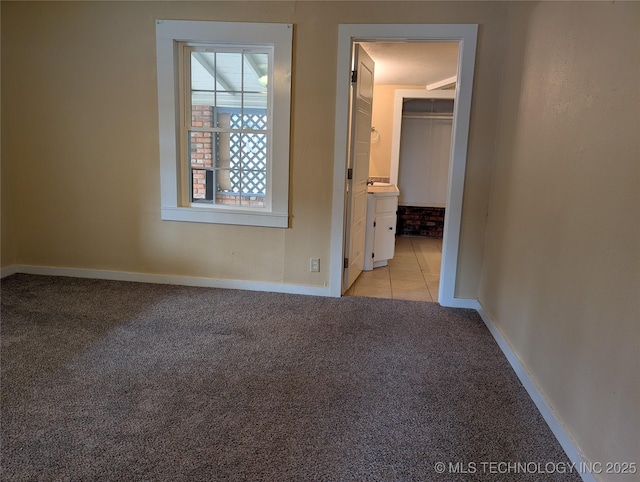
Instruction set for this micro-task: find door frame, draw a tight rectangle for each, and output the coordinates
[330,24,478,307]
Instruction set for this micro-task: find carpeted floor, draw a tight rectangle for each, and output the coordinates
[1,274,580,481]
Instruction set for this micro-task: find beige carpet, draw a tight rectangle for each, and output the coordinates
[1,274,579,481]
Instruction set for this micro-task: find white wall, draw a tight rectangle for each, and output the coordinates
[479,2,640,479]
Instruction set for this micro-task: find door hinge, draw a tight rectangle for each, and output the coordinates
[347,168,353,180]
[372,252,375,258]
[373,220,376,228]
[351,70,357,83]
[344,257,349,269]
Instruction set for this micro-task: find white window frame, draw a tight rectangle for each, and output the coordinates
[156,20,292,228]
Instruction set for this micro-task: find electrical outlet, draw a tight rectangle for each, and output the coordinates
[310,258,320,272]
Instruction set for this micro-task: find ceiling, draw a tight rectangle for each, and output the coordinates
[359,41,459,86]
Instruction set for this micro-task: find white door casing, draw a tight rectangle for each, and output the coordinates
[343,44,375,292]
[330,24,478,307]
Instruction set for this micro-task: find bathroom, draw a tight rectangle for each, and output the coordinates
[346,41,458,302]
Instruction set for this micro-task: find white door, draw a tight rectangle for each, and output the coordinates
[343,44,375,292]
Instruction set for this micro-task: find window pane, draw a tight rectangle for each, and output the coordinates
[243,52,269,92]
[228,170,242,193]
[191,102,214,128]
[241,195,265,208]
[215,170,240,206]
[227,132,241,169]
[240,170,267,196]
[243,92,268,111]
[189,131,214,169]
[216,52,243,92]
[241,108,267,131]
[215,91,241,111]
[241,133,267,174]
[191,52,215,91]
[215,168,235,195]
[219,170,266,208]
[191,91,214,106]
[215,132,232,169]
[191,169,210,202]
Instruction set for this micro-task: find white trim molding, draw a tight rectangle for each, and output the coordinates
[426,75,457,91]
[155,20,293,228]
[474,300,597,482]
[1,265,19,279]
[1,265,331,297]
[330,24,478,307]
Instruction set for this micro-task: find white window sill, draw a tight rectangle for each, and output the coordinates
[161,206,289,228]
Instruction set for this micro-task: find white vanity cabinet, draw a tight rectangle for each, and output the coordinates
[364,185,399,271]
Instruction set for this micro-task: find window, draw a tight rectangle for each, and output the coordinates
[156,21,292,227]
[186,47,270,208]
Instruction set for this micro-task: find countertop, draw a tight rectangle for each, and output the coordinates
[367,184,399,196]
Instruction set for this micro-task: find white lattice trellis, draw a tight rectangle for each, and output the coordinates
[224,112,267,194]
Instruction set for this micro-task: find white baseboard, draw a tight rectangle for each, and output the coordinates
[473,300,596,482]
[0,264,332,297]
[1,265,19,278]
[438,295,478,309]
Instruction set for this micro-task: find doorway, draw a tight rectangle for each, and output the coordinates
[329,24,478,308]
[347,88,456,301]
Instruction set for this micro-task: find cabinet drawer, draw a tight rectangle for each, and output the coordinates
[376,197,397,214]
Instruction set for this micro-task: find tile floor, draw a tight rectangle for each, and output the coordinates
[345,236,442,302]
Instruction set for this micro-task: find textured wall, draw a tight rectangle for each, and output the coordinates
[369,84,423,178]
[478,2,640,479]
[1,1,507,295]
[0,3,13,269]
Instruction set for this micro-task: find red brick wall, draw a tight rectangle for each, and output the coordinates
[397,206,445,238]
[190,106,214,199]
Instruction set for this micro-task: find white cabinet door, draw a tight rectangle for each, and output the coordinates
[373,213,396,262]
